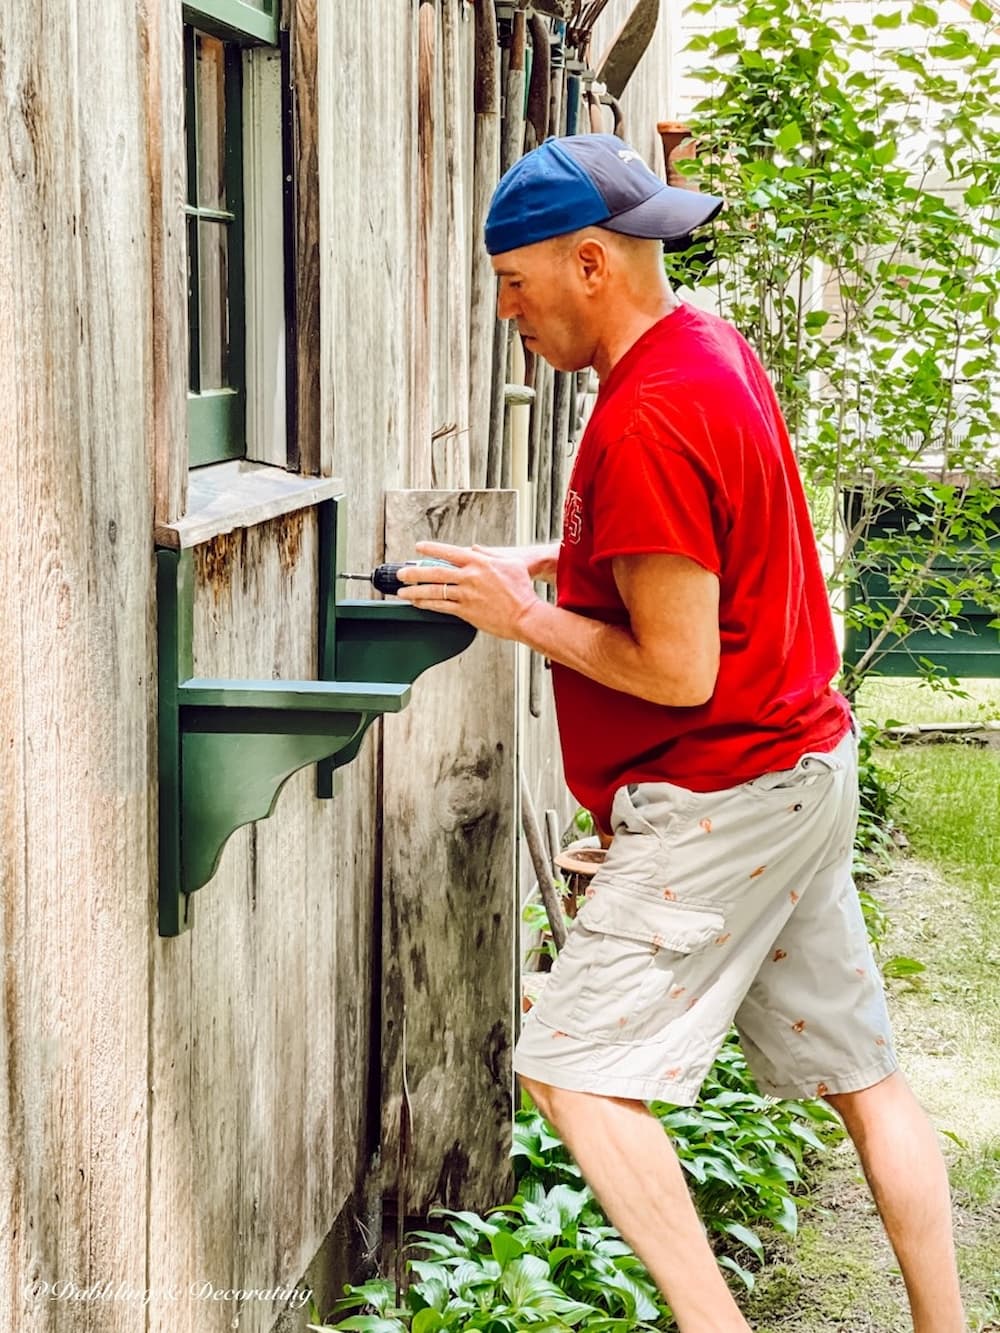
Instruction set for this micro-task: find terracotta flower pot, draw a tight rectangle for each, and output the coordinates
[657,120,699,189]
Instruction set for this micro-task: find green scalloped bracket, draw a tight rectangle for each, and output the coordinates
[156,495,476,936]
[315,496,477,796]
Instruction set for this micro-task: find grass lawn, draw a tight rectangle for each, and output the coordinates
[745,679,1000,1331]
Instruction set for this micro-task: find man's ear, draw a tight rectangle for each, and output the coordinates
[576,237,609,285]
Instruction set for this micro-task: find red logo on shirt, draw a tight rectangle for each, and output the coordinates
[563,489,584,545]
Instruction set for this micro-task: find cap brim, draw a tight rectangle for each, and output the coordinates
[600,184,723,241]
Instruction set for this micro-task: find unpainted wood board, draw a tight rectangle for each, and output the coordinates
[320,0,412,560]
[1,2,154,1329]
[154,460,344,549]
[149,511,373,1333]
[381,490,518,1215]
[149,0,191,526]
[432,0,473,491]
[292,0,326,476]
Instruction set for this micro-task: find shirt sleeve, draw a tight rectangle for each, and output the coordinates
[589,432,723,576]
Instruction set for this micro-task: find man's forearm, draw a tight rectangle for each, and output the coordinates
[515,596,713,709]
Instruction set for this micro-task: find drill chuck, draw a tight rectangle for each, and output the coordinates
[341,558,457,596]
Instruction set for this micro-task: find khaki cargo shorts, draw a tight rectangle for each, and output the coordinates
[514,728,898,1105]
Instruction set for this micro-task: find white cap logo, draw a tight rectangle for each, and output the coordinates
[617,149,641,165]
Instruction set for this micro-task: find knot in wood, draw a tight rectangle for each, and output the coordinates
[435,756,493,830]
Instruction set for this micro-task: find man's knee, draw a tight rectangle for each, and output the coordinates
[518,1074,558,1121]
[518,1073,645,1124]
[821,1070,903,1121]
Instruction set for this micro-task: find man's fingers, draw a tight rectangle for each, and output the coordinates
[394,584,463,617]
[414,540,473,563]
[396,565,459,588]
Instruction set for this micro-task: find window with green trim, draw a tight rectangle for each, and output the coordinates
[182,0,281,468]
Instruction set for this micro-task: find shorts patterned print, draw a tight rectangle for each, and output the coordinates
[513,729,898,1106]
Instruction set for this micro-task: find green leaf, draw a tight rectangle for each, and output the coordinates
[873,9,904,26]
[970,0,994,20]
[909,3,938,26]
[411,1311,445,1333]
[604,1264,662,1321]
[882,955,927,978]
[490,1232,526,1269]
[712,1219,766,1262]
[718,1254,756,1291]
[775,122,804,153]
[773,1192,799,1237]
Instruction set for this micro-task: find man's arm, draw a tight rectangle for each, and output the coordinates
[519,552,720,706]
[397,542,720,708]
[474,541,559,585]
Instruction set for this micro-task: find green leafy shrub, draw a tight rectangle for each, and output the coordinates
[670,0,1000,691]
[314,1038,841,1331]
[649,1035,842,1290]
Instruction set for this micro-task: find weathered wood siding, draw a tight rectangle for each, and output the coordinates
[148,514,365,1333]
[1,2,688,1330]
[381,490,518,1218]
[0,3,153,1331]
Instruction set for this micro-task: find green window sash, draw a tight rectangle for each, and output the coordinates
[184,25,248,466]
[182,0,278,46]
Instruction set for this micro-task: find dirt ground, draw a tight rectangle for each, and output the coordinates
[744,859,1000,1332]
[518,849,1000,1333]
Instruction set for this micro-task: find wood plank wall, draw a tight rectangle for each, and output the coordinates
[0,2,681,1331]
[148,515,368,1333]
[381,490,518,1219]
[0,3,154,1331]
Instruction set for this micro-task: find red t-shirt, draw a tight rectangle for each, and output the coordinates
[553,302,851,830]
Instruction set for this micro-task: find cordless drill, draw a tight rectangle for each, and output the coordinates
[341,558,458,596]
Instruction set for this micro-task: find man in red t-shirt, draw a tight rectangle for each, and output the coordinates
[398,135,964,1333]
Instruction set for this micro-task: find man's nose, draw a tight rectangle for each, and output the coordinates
[497,287,519,320]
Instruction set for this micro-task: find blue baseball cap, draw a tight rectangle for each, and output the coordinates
[485,133,723,257]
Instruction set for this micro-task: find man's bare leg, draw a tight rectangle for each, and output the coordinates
[824,1071,965,1333]
[520,1076,751,1333]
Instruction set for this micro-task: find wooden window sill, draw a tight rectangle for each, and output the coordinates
[154,460,344,550]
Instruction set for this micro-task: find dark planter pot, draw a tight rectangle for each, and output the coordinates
[841,477,1000,681]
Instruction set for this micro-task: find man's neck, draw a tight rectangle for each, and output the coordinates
[592,292,682,382]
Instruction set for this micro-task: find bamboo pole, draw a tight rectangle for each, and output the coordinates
[529,356,553,720]
[469,0,501,489]
[493,11,527,492]
[550,370,572,541]
[520,771,567,953]
[533,360,553,545]
[440,0,471,489]
[548,20,566,143]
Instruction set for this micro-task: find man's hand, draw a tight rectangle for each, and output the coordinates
[473,541,560,584]
[399,544,720,709]
[395,541,541,640]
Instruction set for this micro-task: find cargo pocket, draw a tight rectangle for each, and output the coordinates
[533,885,725,1045]
[599,784,688,890]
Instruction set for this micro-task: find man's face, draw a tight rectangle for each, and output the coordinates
[491,238,594,372]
